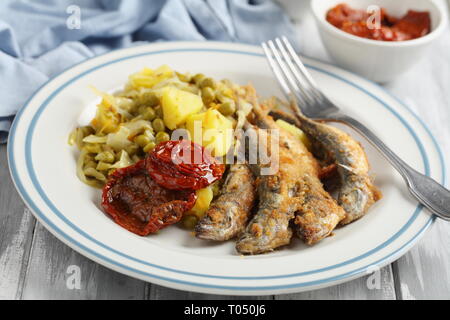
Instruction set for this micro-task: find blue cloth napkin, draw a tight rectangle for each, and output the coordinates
[0,0,298,143]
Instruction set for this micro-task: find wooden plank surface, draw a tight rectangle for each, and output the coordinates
[393,221,450,300]
[386,30,450,299]
[276,265,396,300]
[0,146,36,300]
[21,222,148,300]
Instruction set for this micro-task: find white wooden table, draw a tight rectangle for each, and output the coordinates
[1,4,449,300]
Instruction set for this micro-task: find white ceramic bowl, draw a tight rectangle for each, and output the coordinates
[311,0,447,82]
[277,0,311,22]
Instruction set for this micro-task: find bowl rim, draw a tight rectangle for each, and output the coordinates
[310,0,448,47]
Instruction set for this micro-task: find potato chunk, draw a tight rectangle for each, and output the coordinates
[129,65,174,88]
[162,87,203,130]
[186,187,214,219]
[275,119,311,150]
[186,109,233,157]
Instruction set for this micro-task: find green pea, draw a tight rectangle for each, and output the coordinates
[193,73,205,85]
[138,105,146,113]
[155,132,170,144]
[199,77,215,89]
[140,92,159,107]
[221,79,233,87]
[182,215,198,230]
[216,92,231,104]
[176,72,191,83]
[152,118,166,133]
[201,87,215,105]
[154,106,164,119]
[125,144,140,156]
[134,135,151,148]
[95,151,115,163]
[218,101,236,116]
[143,142,156,153]
[141,107,156,121]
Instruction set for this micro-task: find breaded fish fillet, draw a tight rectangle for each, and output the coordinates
[293,114,381,225]
[195,164,256,241]
[273,103,382,225]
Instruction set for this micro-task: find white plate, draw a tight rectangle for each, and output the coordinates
[8,41,446,296]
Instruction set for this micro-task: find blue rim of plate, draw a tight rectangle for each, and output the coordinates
[7,45,445,291]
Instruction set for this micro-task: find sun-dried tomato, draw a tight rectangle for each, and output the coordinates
[145,140,225,191]
[102,160,196,236]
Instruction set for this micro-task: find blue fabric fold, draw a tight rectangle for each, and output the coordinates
[0,0,298,143]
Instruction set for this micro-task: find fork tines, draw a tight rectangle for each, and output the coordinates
[261,37,328,114]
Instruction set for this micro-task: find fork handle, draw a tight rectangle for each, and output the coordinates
[336,114,450,221]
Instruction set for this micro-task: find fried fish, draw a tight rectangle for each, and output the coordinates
[195,164,256,241]
[273,103,382,225]
[235,88,345,254]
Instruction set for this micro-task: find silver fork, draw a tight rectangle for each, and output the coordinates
[262,36,450,221]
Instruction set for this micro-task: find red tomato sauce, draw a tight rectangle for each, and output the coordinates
[326,3,431,41]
